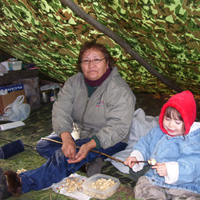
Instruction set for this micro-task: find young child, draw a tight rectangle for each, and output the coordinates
[124,91,200,199]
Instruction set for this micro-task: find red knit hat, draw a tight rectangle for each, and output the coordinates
[159,91,196,135]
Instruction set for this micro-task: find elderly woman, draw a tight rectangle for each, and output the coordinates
[0,41,136,198]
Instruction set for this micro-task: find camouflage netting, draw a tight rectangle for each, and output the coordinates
[0,0,200,94]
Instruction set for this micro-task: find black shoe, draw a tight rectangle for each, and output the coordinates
[0,168,12,200]
[86,157,103,177]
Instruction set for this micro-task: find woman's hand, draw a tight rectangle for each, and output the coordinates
[68,139,96,163]
[152,163,167,176]
[61,132,76,159]
[124,156,138,168]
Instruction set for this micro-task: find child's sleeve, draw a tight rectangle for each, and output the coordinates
[130,150,145,172]
[164,162,179,184]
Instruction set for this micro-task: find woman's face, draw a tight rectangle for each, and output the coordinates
[81,48,109,81]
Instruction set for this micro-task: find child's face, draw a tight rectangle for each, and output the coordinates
[163,110,184,136]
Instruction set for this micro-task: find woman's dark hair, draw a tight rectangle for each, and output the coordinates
[77,41,115,71]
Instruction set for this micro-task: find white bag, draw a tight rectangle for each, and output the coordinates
[2,95,31,121]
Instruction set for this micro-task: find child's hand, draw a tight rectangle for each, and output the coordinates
[152,163,167,176]
[124,156,138,168]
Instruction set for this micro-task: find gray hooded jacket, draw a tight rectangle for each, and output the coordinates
[52,67,136,149]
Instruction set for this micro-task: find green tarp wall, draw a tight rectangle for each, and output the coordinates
[0,0,200,94]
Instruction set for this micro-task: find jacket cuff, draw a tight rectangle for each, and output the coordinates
[91,135,101,149]
[164,161,179,184]
[130,150,144,172]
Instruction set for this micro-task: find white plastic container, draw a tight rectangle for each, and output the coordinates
[8,60,22,71]
[82,174,120,199]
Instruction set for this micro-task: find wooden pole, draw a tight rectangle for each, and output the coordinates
[59,0,182,93]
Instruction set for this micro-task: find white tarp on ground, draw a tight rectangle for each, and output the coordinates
[107,108,159,173]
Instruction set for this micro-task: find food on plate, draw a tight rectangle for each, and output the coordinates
[58,177,84,192]
[17,168,27,174]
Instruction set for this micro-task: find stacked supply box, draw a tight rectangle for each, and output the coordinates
[0,83,26,114]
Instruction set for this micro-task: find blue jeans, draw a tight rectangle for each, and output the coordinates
[19,134,127,193]
[36,133,64,159]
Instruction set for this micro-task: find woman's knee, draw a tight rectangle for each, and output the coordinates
[36,134,62,159]
[36,139,48,153]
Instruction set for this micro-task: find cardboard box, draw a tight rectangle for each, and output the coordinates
[0,90,26,114]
